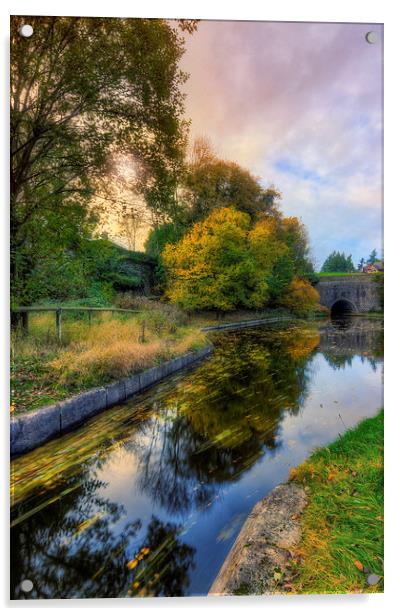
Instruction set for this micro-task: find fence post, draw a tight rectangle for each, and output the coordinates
[140,319,146,343]
[56,308,62,343]
[21,311,29,335]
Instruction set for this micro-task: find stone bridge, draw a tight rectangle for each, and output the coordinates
[315,275,382,314]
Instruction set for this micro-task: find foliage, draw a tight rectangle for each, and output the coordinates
[279,277,321,316]
[321,251,355,273]
[291,410,383,594]
[372,272,384,310]
[10,16,196,304]
[13,239,154,306]
[181,138,282,224]
[163,208,288,311]
[163,207,317,313]
[11,309,206,413]
[367,249,378,264]
[278,217,314,278]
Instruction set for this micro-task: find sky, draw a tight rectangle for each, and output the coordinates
[180,20,383,269]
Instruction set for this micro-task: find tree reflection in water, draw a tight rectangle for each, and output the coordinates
[134,324,320,515]
[10,318,382,599]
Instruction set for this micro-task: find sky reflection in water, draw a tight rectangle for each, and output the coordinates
[11,317,383,599]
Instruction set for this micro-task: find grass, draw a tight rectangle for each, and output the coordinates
[11,302,208,415]
[289,410,383,594]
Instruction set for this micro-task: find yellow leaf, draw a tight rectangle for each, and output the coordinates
[288,468,297,481]
[327,472,335,481]
[354,560,364,571]
[127,559,139,570]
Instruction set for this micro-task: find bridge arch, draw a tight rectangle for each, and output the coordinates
[330,298,357,316]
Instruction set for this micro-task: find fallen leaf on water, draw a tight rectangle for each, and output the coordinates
[127,559,139,570]
[354,560,364,571]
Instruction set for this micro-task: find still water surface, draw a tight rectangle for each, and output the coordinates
[11,317,383,599]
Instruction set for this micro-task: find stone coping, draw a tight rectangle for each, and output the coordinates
[10,346,213,457]
[208,483,308,596]
[202,316,291,332]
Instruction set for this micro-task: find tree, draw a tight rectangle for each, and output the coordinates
[181,138,282,224]
[162,208,284,311]
[321,251,355,273]
[279,217,314,277]
[367,249,378,264]
[162,207,298,312]
[10,16,196,303]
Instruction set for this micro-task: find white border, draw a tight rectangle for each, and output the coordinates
[1,1,398,614]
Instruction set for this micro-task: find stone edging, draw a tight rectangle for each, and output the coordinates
[208,483,308,596]
[202,316,291,332]
[10,346,213,457]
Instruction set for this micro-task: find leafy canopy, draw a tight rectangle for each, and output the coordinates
[162,207,319,312]
[10,16,196,303]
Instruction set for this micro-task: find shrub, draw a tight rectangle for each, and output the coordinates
[279,277,320,316]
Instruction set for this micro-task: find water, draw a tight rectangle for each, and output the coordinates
[10,316,383,599]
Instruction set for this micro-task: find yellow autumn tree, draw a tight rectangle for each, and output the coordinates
[162,208,285,311]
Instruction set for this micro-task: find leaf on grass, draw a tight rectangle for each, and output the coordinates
[327,472,335,481]
[354,560,364,571]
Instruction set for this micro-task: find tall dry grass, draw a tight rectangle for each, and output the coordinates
[13,306,206,393]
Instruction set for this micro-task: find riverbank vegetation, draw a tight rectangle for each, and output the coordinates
[11,300,207,415]
[290,410,383,594]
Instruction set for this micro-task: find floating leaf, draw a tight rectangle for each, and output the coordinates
[127,559,139,570]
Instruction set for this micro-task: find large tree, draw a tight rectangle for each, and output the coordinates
[162,207,319,313]
[182,138,282,224]
[321,251,355,273]
[10,16,196,302]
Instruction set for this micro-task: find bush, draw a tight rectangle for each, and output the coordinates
[279,277,321,316]
[115,293,188,334]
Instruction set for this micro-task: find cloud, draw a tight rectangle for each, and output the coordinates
[181,20,383,267]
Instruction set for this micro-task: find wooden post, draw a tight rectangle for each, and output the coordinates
[56,308,62,343]
[140,319,146,343]
[21,311,29,335]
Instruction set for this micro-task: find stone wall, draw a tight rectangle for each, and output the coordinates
[316,275,381,313]
[10,346,213,457]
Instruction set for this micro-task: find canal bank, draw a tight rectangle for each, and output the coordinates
[10,316,295,456]
[209,410,384,596]
[10,346,213,456]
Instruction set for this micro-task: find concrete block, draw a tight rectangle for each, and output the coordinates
[60,387,107,431]
[139,366,161,390]
[124,373,141,398]
[10,404,61,456]
[105,381,126,407]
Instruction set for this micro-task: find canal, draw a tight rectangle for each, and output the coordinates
[10,316,383,599]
